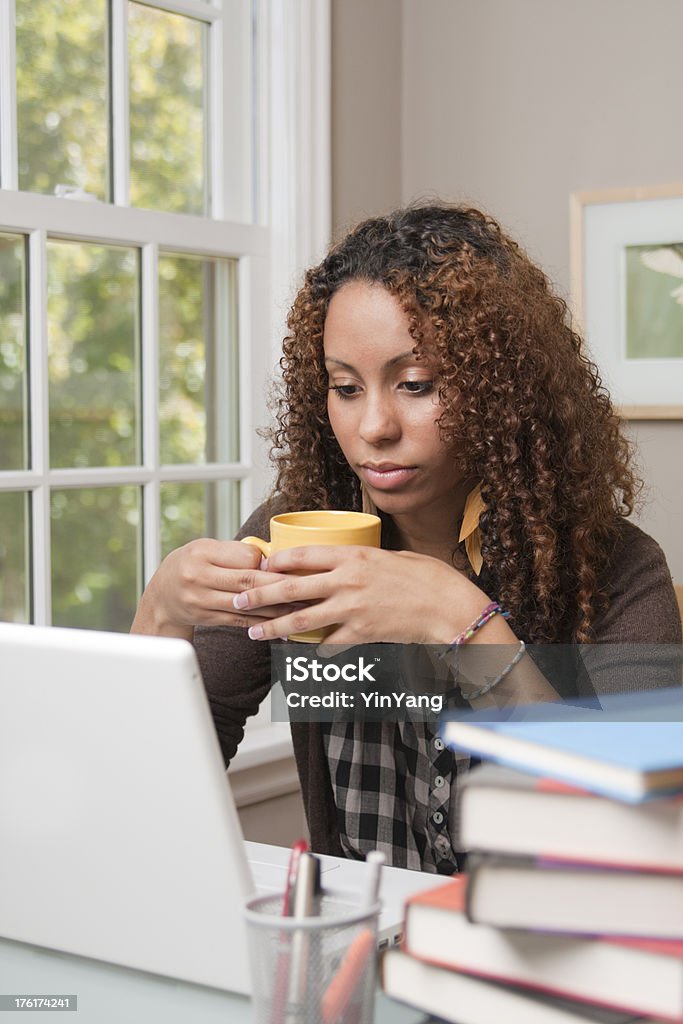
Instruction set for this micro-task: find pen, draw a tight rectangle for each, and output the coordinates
[283,838,308,916]
[288,852,322,1011]
[292,851,321,919]
[271,839,309,1024]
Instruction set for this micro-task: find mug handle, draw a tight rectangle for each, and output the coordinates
[240,536,272,558]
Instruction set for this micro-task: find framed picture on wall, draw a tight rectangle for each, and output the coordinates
[570,183,683,419]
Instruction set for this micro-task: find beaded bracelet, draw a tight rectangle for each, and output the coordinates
[442,601,510,654]
[460,640,527,701]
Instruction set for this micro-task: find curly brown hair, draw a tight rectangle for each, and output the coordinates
[266,203,639,643]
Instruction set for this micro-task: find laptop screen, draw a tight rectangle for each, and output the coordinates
[0,623,254,992]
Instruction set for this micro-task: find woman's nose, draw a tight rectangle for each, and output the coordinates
[358,395,401,445]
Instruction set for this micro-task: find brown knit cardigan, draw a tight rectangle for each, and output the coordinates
[194,502,682,856]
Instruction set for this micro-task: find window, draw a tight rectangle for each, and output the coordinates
[0,0,273,630]
[1,0,329,647]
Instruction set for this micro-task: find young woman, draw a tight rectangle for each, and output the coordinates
[132,203,681,870]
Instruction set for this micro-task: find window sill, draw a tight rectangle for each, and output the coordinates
[227,722,293,772]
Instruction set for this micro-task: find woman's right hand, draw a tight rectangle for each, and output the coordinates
[130,538,294,641]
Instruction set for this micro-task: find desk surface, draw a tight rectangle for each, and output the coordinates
[0,937,424,1024]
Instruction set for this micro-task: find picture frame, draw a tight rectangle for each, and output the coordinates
[570,183,683,420]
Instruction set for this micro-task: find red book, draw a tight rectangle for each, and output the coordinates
[401,875,683,1022]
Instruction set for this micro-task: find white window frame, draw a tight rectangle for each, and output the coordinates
[0,195,270,622]
[1,0,330,773]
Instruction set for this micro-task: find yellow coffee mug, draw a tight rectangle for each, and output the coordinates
[242,510,381,643]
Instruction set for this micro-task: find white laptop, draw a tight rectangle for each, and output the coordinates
[0,622,445,994]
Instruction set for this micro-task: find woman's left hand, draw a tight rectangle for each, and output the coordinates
[232,545,489,646]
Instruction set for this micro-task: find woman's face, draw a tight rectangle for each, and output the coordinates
[323,280,466,523]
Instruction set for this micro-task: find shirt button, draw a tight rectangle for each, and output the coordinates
[434,738,444,751]
[432,811,444,826]
[434,775,445,788]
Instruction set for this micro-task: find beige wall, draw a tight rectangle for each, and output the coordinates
[332,0,683,581]
[331,0,402,238]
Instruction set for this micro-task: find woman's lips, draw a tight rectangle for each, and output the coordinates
[360,464,418,490]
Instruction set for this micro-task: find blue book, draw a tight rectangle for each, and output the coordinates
[438,687,683,802]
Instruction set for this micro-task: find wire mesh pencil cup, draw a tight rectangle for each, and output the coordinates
[244,890,380,1024]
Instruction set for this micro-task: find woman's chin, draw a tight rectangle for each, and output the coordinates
[367,490,420,518]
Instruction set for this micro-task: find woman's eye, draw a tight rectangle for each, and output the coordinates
[328,384,359,399]
[401,380,433,394]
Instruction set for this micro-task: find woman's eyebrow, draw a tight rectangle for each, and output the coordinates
[324,349,419,371]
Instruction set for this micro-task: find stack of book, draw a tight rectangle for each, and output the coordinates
[382,687,683,1024]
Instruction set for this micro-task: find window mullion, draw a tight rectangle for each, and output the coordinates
[219,0,252,222]
[0,190,270,257]
[141,242,160,584]
[208,15,223,219]
[140,0,219,21]
[27,229,51,624]
[0,0,18,189]
[110,0,131,206]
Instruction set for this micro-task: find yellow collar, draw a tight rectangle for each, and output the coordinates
[458,482,485,575]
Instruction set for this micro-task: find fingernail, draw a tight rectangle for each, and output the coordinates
[248,624,264,640]
[233,592,248,609]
